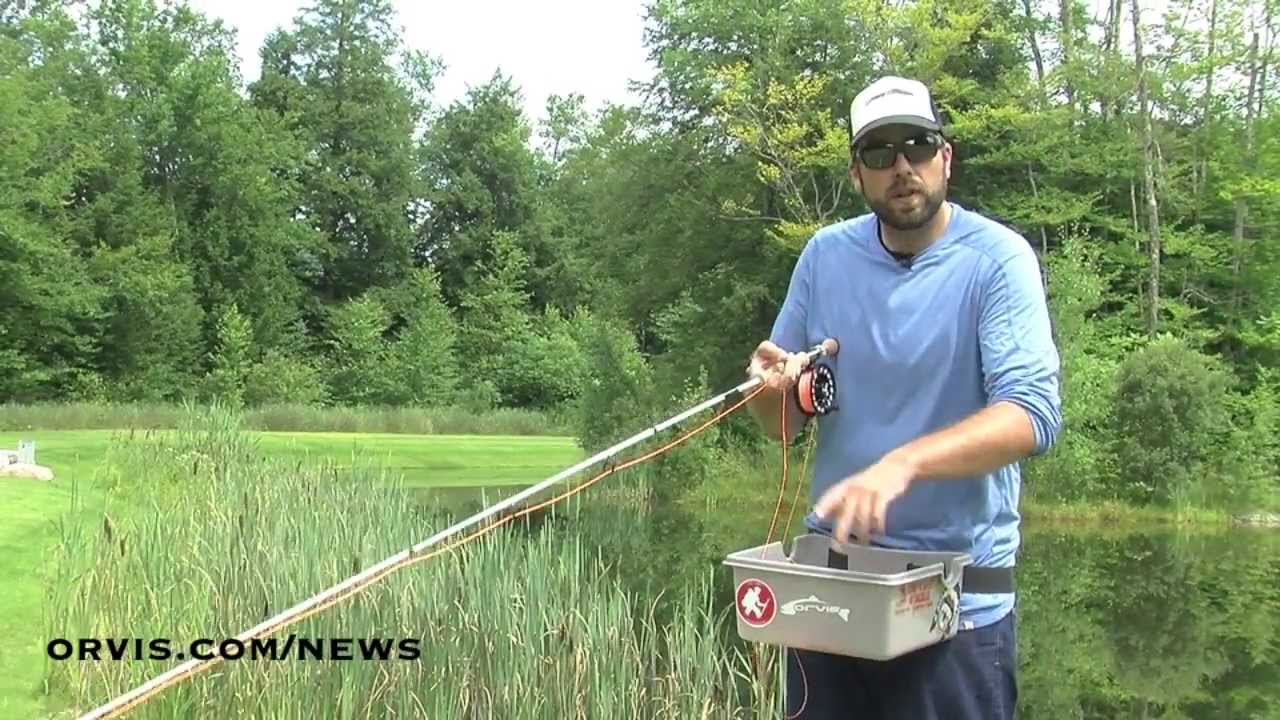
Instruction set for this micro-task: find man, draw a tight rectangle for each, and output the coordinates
[746,75,1062,720]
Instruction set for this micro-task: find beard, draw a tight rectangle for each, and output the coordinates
[867,179,946,231]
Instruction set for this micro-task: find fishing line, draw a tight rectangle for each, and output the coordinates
[762,367,824,720]
[77,341,838,720]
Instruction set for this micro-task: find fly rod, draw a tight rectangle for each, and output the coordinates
[411,337,838,544]
[78,338,838,720]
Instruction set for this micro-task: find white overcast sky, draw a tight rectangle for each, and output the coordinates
[180,0,1222,125]
[183,0,659,122]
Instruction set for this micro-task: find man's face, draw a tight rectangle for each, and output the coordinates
[850,125,952,231]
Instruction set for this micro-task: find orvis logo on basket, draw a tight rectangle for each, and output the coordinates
[780,594,850,622]
[735,579,776,627]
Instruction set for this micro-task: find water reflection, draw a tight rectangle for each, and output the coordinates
[1017,524,1280,719]
[413,485,1280,718]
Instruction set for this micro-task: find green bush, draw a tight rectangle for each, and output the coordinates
[1210,367,1280,512]
[504,306,591,409]
[1109,335,1236,507]
[457,232,539,407]
[324,296,398,406]
[243,349,332,407]
[1024,229,1122,503]
[384,268,463,407]
[453,235,592,411]
[567,311,656,452]
[203,303,253,407]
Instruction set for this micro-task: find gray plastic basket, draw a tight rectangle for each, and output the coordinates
[723,535,970,660]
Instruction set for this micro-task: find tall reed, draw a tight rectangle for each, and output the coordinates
[43,406,778,718]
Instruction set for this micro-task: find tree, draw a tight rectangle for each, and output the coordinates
[456,231,536,407]
[250,0,436,303]
[0,10,107,400]
[417,73,548,308]
[382,268,462,406]
[204,303,253,407]
[1131,0,1163,337]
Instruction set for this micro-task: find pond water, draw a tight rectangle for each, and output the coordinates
[1011,523,1280,719]
[417,484,1280,718]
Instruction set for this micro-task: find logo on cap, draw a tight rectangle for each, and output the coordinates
[849,76,941,147]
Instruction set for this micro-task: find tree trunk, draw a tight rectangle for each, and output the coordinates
[1131,0,1161,337]
[1027,163,1049,255]
[1102,0,1116,54]
[1194,0,1218,223]
[1130,181,1139,236]
[1260,10,1273,120]
[1101,0,1123,120]
[1131,179,1142,307]
[1233,30,1260,313]
[1022,0,1047,97]
[1110,0,1122,58]
[1060,0,1076,110]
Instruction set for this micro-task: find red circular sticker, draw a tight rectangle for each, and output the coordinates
[736,578,777,628]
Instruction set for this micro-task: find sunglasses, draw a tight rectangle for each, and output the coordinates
[855,132,943,170]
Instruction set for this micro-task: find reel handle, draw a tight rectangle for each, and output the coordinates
[805,338,840,362]
[796,338,839,417]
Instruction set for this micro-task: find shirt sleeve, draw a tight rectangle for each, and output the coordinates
[768,238,815,353]
[978,245,1063,456]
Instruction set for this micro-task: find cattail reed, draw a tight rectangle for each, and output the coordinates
[43,405,775,719]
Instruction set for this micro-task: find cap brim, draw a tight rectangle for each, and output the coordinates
[851,115,941,147]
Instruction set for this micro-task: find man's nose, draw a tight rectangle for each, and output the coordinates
[892,150,915,174]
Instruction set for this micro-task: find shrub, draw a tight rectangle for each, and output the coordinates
[1023,231,1122,501]
[324,296,397,406]
[385,268,463,407]
[1209,367,1280,512]
[243,350,332,407]
[1109,335,1236,507]
[567,311,656,452]
[203,303,253,408]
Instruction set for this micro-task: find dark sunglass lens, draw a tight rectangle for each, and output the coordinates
[903,143,938,163]
[861,146,895,169]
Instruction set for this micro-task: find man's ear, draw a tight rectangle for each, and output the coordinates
[942,141,953,180]
[849,163,863,194]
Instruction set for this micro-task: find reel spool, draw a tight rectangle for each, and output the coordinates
[795,363,837,416]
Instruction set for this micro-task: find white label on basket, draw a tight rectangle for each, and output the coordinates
[780,595,850,622]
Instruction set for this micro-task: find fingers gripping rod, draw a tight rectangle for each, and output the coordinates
[77,338,839,720]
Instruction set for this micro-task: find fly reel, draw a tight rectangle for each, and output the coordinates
[795,362,837,416]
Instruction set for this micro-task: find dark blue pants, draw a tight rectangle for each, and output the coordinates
[783,610,1017,720]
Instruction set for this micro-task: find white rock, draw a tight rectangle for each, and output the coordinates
[0,463,54,481]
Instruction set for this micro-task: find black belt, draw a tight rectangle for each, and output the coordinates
[826,548,1015,595]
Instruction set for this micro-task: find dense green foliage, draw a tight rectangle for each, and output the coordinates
[2,0,1276,511]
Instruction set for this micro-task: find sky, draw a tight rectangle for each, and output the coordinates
[184,0,659,123]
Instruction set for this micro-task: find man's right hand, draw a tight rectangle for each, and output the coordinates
[747,340,808,391]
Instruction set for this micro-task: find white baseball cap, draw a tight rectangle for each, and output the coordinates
[848,76,942,148]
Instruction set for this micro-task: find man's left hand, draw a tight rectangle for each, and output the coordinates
[814,454,917,545]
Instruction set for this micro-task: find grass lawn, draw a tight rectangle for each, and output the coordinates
[0,429,583,719]
[0,433,110,719]
[251,431,583,486]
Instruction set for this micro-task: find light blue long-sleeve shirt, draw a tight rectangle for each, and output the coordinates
[769,202,1062,630]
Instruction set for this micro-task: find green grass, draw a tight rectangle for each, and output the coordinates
[0,428,585,719]
[250,431,583,486]
[35,411,771,718]
[0,432,110,720]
